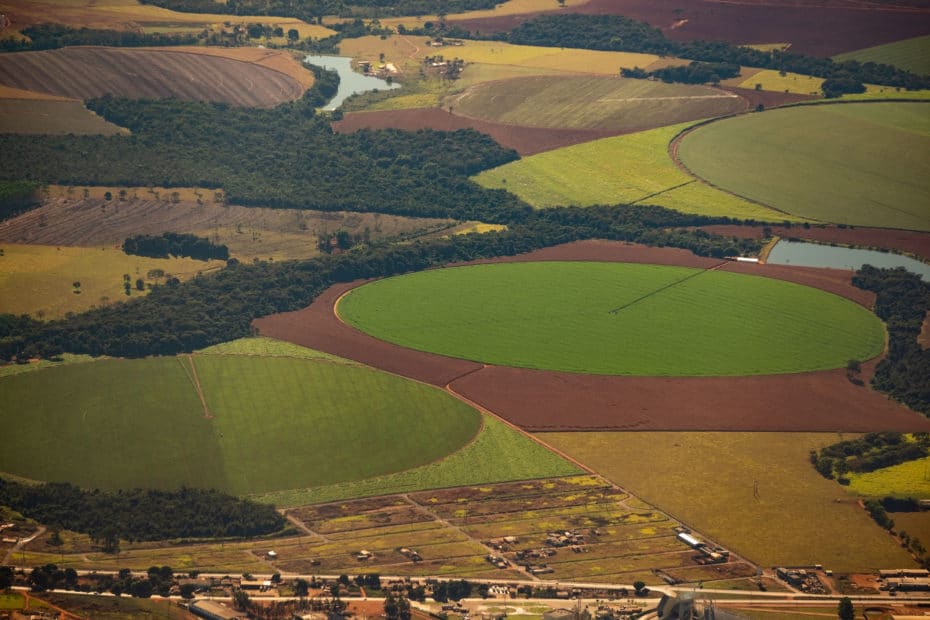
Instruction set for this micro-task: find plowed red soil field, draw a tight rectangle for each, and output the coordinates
[333,108,626,155]
[452,0,930,57]
[254,240,930,432]
[0,47,303,107]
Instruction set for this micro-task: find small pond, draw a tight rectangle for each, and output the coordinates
[303,54,400,110]
[767,239,930,281]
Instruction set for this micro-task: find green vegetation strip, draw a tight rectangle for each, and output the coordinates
[472,121,796,221]
[251,415,581,506]
[339,262,885,376]
[677,102,930,231]
[0,355,482,495]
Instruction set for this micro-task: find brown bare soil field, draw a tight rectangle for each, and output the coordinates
[0,196,453,262]
[0,99,127,135]
[718,85,819,108]
[162,46,315,89]
[0,85,72,101]
[0,47,303,107]
[332,107,627,155]
[256,239,930,432]
[452,0,930,57]
[701,224,930,260]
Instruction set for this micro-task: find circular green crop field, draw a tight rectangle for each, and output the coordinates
[0,355,481,494]
[339,262,885,376]
[677,102,930,231]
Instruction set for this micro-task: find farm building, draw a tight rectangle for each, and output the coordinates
[676,532,702,548]
[190,600,248,620]
[885,577,930,591]
[880,569,930,578]
[543,609,575,620]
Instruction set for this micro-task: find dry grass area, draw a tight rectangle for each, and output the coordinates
[0,0,334,39]
[0,243,225,319]
[544,432,915,572]
[0,99,128,134]
[0,192,454,262]
[0,47,304,107]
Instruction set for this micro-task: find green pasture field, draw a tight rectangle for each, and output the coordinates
[472,122,798,221]
[677,102,930,231]
[0,593,25,610]
[338,262,885,376]
[834,35,930,76]
[0,354,482,495]
[544,432,915,572]
[448,76,746,131]
[846,456,930,497]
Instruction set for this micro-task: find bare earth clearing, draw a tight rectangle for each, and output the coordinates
[452,0,930,56]
[0,197,453,262]
[0,47,304,107]
[255,240,930,433]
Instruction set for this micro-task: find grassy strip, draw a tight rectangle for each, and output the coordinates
[249,415,581,506]
[833,35,930,77]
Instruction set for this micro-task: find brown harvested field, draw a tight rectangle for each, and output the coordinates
[0,47,304,107]
[0,99,127,135]
[718,86,819,109]
[452,0,930,57]
[333,107,627,156]
[163,46,315,89]
[920,312,930,349]
[255,239,930,432]
[0,195,454,262]
[0,85,72,101]
[701,224,930,260]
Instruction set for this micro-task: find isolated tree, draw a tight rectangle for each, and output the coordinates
[180,583,197,599]
[837,596,854,620]
[288,28,300,42]
[0,566,13,590]
[633,581,647,595]
[294,578,309,599]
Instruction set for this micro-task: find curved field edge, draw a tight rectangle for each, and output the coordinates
[338,261,885,376]
[676,102,930,231]
[0,354,484,495]
[471,121,800,222]
[543,432,916,572]
[248,414,582,506]
[833,36,930,78]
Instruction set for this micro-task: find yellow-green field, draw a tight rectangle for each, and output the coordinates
[847,456,930,497]
[473,122,799,221]
[0,244,225,319]
[543,432,915,572]
[737,69,930,99]
[2,0,334,39]
[340,36,669,76]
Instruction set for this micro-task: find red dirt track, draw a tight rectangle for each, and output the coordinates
[452,0,930,57]
[333,108,631,156]
[254,240,930,433]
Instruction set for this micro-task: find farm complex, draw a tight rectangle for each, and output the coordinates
[1,0,929,617]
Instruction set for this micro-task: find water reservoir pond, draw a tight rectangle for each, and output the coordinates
[767,239,930,281]
[303,54,399,110]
